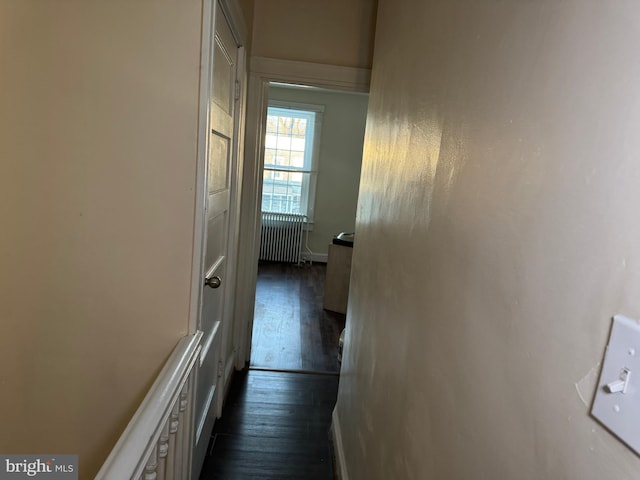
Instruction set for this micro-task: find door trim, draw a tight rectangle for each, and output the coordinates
[216,42,247,414]
[219,0,248,46]
[234,57,371,367]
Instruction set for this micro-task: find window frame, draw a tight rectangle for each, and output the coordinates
[262,100,324,222]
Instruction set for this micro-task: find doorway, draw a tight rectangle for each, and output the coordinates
[248,82,369,373]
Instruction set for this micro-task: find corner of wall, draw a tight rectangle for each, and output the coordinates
[331,407,349,480]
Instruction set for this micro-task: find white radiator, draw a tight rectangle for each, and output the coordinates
[96,331,203,480]
[259,212,306,263]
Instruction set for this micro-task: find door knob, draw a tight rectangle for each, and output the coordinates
[205,276,222,289]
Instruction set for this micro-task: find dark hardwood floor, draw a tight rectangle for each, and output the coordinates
[199,369,339,479]
[250,261,345,373]
[200,262,343,479]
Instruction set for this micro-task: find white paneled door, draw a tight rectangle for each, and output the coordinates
[193,3,241,477]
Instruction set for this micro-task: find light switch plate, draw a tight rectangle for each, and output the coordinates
[591,315,640,455]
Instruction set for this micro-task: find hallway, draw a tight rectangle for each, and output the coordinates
[199,262,342,478]
[199,369,339,479]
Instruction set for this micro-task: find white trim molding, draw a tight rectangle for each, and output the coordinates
[331,408,349,480]
[219,0,248,46]
[250,56,371,93]
[301,252,328,263]
[96,332,203,480]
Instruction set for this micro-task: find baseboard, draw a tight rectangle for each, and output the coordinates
[302,252,328,263]
[331,408,349,480]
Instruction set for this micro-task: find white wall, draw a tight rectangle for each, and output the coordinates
[0,1,203,477]
[267,85,368,257]
[336,0,640,478]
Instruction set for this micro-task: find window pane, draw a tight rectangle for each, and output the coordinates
[264,148,277,166]
[265,133,277,149]
[266,116,278,133]
[290,137,305,152]
[291,151,304,169]
[278,116,292,132]
[275,151,291,168]
[292,118,307,136]
[262,169,306,215]
[276,135,292,151]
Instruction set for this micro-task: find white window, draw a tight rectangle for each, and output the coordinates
[261,101,323,220]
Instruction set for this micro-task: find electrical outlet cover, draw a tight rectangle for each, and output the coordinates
[591,315,640,455]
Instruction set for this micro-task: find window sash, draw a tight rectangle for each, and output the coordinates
[264,106,317,171]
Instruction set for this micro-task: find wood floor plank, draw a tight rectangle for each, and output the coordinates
[251,262,345,373]
[200,370,339,480]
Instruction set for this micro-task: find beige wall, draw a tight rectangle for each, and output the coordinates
[250,0,377,69]
[0,1,202,477]
[238,0,255,54]
[337,0,640,478]
[267,85,368,256]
